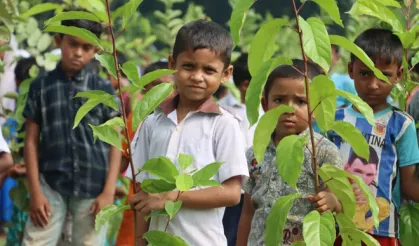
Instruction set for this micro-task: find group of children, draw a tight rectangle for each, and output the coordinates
[0,7,418,246]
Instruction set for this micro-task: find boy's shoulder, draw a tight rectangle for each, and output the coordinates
[392,106,414,122]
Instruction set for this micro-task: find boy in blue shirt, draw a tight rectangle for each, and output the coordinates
[330,28,419,245]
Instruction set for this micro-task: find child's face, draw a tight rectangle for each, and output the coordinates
[263,78,309,139]
[344,158,378,186]
[55,35,98,75]
[349,59,402,111]
[169,48,232,104]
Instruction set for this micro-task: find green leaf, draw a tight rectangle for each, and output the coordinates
[412,51,419,68]
[119,0,145,29]
[302,211,336,246]
[140,157,179,183]
[3,91,19,99]
[335,213,356,229]
[27,29,42,48]
[400,203,419,246]
[245,57,293,126]
[276,135,307,189]
[9,181,29,211]
[396,30,416,48]
[299,16,332,73]
[89,117,124,150]
[291,242,306,246]
[141,179,176,193]
[73,91,118,128]
[248,18,288,76]
[340,228,380,246]
[310,75,336,132]
[178,154,193,171]
[144,209,168,221]
[135,69,175,88]
[0,26,10,43]
[253,105,294,163]
[348,0,403,32]
[176,174,194,191]
[44,25,103,50]
[144,230,188,246]
[132,83,173,129]
[95,204,130,232]
[264,193,300,246]
[165,200,182,220]
[192,162,222,184]
[36,34,52,52]
[375,0,402,8]
[330,35,389,83]
[21,3,61,18]
[331,121,370,160]
[318,165,356,219]
[44,11,103,26]
[96,53,117,79]
[335,90,375,126]
[229,0,256,46]
[121,61,140,84]
[311,0,343,26]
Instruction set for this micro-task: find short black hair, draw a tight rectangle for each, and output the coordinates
[233,53,251,87]
[172,20,233,68]
[348,146,379,166]
[350,28,403,67]
[264,59,323,100]
[61,8,103,38]
[143,60,169,75]
[14,57,37,82]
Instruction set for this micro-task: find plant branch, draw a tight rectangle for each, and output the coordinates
[164,191,182,231]
[297,1,306,14]
[287,25,299,33]
[291,65,304,76]
[292,0,320,194]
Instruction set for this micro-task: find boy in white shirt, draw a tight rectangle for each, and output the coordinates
[128,20,249,246]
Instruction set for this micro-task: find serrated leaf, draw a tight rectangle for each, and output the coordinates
[310,75,336,132]
[412,51,419,68]
[95,204,130,232]
[44,11,103,26]
[141,179,176,193]
[89,117,125,150]
[264,193,300,246]
[176,174,194,192]
[121,61,140,84]
[135,69,175,88]
[253,105,294,163]
[178,154,193,171]
[96,53,117,79]
[340,228,380,246]
[318,165,356,219]
[132,83,173,129]
[329,35,389,83]
[312,0,343,26]
[21,3,61,18]
[144,209,168,221]
[229,0,256,47]
[245,57,293,126]
[302,211,336,246]
[348,0,403,32]
[140,157,179,183]
[3,91,19,99]
[144,230,188,246]
[165,200,182,220]
[299,17,332,73]
[192,162,222,184]
[45,25,103,50]
[248,18,288,75]
[276,135,307,189]
[400,203,419,246]
[335,90,375,126]
[331,121,370,160]
[37,34,52,52]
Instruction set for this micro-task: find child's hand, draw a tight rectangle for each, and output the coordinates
[308,191,342,213]
[114,186,127,200]
[7,163,26,178]
[90,192,114,216]
[29,192,51,228]
[349,178,367,204]
[129,190,174,214]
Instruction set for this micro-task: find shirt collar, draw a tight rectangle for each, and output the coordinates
[160,93,222,116]
[55,61,88,82]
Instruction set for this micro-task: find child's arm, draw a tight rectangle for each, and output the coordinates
[236,193,254,246]
[0,126,13,174]
[400,165,419,201]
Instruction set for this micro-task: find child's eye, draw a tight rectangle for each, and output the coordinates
[204,67,216,74]
[360,71,370,77]
[297,99,306,105]
[274,98,283,104]
[182,64,193,70]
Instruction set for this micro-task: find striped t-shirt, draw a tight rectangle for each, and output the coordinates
[329,106,419,238]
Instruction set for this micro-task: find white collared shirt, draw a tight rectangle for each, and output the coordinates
[128,106,249,246]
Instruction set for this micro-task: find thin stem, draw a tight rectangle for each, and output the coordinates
[164,191,182,231]
[292,0,320,194]
[311,101,321,114]
[291,65,304,76]
[297,1,306,14]
[287,25,299,33]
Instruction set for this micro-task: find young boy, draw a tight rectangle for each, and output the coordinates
[236,60,344,246]
[22,16,121,245]
[128,20,249,246]
[330,28,419,245]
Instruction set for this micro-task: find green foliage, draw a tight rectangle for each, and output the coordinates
[335,90,375,126]
[311,0,343,27]
[412,51,419,68]
[117,0,144,29]
[44,11,102,25]
[276,135,307,190]
[165,200,182,220]
[140,157,179,184]
[95,204,131,232]
[330,121,370,160]
[141,179,177,193]
[144,230,188,246]
[253,105,294,163]
[89,117,125,151]
[20,3,61,18]
[44,25,104,50]
[178,154,193,171]
[229,0,255,47]
[310,75,336,132]
[176,174,194,191]
[400,202,419,246]
[192,162,223,187]
[96,53,118,79]
[302,211,336,245]
[9,179,30,212]
[264,193,300,246]
[145,209,169,221]
[134,69,176,88]
[121,61,140,84]
[339,228,380,246]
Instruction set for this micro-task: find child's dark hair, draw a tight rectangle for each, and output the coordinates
[233,53,251,87]
[61,8,102,38]
[14,57,37,82]
[348,146,379,166]
[172,20,233,68]
[350,28,403,67]
[264,59,323,99]
[143,61,169,75]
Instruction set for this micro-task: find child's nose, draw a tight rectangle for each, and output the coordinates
[368,78,380,90]
[190,71,204,82]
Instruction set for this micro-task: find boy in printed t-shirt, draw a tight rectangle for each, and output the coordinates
[330,28,419,246]
[128,20,249,246]
[237,60,344,246]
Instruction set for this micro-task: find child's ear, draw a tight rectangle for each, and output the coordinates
[396,65,404,83]
[54,34,62,47]
[261,96,268,112]
[348,61,354,80]
[222,65,233,84]
[168,55,175,70]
